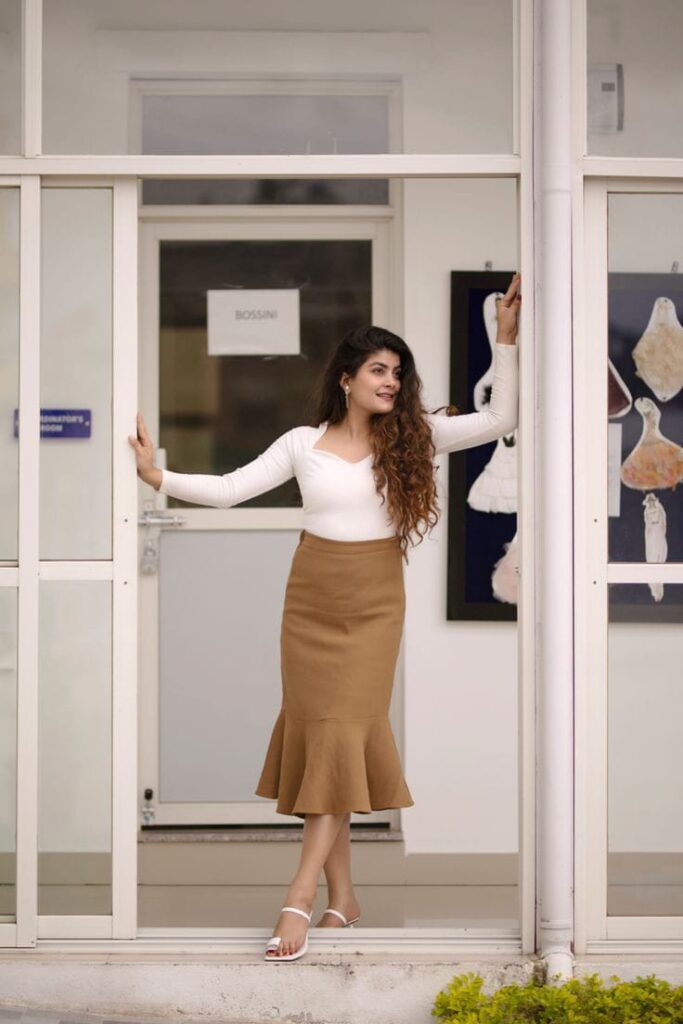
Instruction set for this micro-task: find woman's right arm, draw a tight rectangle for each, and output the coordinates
[129,414,298,508]
[159,429,297,507]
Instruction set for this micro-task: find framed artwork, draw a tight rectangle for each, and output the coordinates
[606,273,683,623]
[445,270,683,623]
[446,271,518,621]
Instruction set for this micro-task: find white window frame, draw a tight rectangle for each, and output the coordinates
[3,0,537,956]
[575,175,683,955]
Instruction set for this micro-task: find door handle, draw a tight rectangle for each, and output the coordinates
[138,510,187,527]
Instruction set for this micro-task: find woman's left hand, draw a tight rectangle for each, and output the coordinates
[495,273,521,344]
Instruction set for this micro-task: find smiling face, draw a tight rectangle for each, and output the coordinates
[341,347,402,416]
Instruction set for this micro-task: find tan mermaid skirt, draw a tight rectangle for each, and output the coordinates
[255,528,414,819]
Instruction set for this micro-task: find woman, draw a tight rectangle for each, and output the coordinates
[129,272,521,963]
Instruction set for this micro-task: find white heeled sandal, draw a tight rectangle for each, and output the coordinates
[320,907,360,928]
[264,906,312,962]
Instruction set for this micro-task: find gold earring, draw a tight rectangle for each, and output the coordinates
[342,384,350,409]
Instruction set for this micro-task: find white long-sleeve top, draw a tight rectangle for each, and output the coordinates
[158,341,518,541]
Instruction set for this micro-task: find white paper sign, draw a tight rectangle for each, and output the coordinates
[608,422,622,518]
[207,289,300,356]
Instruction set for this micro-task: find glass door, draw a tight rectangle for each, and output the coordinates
[577,179,683,949]
[138,214,399,828]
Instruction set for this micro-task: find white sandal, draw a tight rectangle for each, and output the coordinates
[320,907,360,928]
[264,906,312,962]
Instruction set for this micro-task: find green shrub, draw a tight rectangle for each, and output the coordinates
[432,969,683,1022]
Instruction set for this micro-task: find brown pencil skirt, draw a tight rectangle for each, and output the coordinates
[255,528,414,819]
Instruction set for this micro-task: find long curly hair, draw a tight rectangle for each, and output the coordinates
[310,325,454,561]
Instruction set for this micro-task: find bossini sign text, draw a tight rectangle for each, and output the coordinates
[207,288,301,356]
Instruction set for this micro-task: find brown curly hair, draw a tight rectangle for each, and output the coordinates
[310,325,452,562]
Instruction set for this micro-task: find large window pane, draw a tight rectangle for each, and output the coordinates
[608,583,683,916]
[40,188,112,560]
[0,0,21,155]
[43,0,514,157]
[588,0,683,158]
[607,194,683,569]
[160,238,372,509]
[38,582,112,916]
[0,188,19,562]
[141,91,390,206]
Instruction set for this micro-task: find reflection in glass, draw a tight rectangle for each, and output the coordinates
[0,188,19,562]
[588,0,683,158]
[38,582,112,915]
[40,189,113,560]
[608,584,683,916]
[0,588,17,919]
[160,239,372,509]
[141,93,390,206]
[0,0,21,154]
[607,195,683,572]
[43,0,513,156]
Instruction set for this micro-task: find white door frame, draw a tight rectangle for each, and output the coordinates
[3,176,139,946]
[575,176,683,954]
[137,209,404,828]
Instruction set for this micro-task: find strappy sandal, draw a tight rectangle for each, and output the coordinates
[264,906,312,962]
[320,907,360,928]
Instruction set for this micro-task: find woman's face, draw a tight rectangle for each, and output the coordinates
[342,348,402,416]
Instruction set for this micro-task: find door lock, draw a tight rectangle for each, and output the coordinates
[138,509,187,575]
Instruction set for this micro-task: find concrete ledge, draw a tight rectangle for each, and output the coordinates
[0,954,537,1024]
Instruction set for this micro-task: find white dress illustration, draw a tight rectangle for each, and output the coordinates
[491,530,519,604]
[467,291,518,514]
[632,296,683,403]
[620,396,683,491]
[642,492,667,604]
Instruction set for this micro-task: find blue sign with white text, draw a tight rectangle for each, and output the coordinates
[13,409,92,438]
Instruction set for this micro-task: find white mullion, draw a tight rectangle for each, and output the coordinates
[16,175,40,948]
[111,178,139,939]
[583,158,683,179]
[0,154,522,177]
[607,564,683,585]
[516,0,535,959]
[37,562,114,580]
[571,0,589,958]
[21,0,42,157]
[577,178,609,948]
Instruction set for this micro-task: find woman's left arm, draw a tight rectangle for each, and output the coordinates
[427,272,521,455]
[427,341,519,455]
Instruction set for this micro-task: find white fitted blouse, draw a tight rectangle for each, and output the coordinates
[158,341,518,542]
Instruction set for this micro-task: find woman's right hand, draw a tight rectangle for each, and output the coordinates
[128,413,161,489]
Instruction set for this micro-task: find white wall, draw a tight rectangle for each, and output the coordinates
[588,0,683,158]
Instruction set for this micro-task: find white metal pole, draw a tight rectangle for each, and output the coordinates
[534,0,575,979]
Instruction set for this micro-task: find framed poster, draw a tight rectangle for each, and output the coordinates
[606,273,683,623]
[447,271,518,621]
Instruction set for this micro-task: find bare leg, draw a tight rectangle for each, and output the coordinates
[266,812,346,957]
[314,813,361,927]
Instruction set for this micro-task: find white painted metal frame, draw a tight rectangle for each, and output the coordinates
[128,75,404,214]
[575,176,683,955]
[5,0,537,955]
[33,178,139,941]
[137,211,399,830]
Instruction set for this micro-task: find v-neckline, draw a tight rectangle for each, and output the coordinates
[311,423,373,466]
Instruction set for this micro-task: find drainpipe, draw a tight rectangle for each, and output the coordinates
[533,0,575,981]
